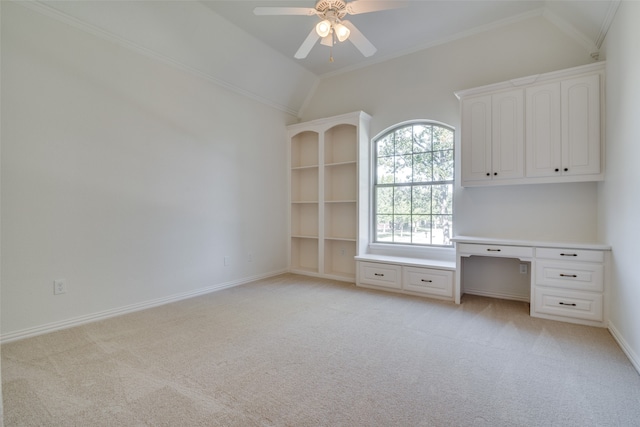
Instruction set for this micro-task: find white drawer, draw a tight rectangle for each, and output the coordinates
[533,286,603,322]
[403,267,454,298]
[535,260,604,292]
[457,243,533,259]
[358,262,402,289]
[536,247,604,263]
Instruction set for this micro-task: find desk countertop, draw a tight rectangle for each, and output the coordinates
[452,235,612,251]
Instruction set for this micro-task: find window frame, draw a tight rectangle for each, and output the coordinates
[370,120,455,248]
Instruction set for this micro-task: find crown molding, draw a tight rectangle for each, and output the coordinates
[542,7,599,56]
[12,0,300,117]
[595,0,621,49]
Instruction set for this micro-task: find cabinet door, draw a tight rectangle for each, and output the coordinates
[492,89,524,180]
[526,82,562,178]
[461,95,492,182]
[561,74,600,176]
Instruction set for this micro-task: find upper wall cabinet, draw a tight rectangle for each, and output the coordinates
[287,111,371,282]
[461,90,524,183]
[456,62,604,187]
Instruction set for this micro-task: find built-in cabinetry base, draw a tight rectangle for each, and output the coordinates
[355,255,456,301]
[453,236,611,327]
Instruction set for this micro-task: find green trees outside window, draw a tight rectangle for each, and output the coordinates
[374,122,454,246]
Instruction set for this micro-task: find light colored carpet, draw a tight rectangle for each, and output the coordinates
[2,274,639,426]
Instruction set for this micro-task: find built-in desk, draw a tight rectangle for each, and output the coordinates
[453,236,612,327]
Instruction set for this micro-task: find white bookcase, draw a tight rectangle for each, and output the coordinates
[287,111,371,281]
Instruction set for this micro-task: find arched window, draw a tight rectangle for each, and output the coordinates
[373,121,454,246]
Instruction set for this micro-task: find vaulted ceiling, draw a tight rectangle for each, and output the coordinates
[204,0,619,76]
[18,1,619,117]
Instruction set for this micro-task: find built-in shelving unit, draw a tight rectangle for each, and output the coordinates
[287,112,371,282]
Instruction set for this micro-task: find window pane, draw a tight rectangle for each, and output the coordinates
[394,155,413,183]
[432,184,453,214]
[376,215,393,242]
[395,127,413,155]
[433,126,454,151]
[411,215,431,244]
[433,150,454,181]
[413,153,433,183]
[377,134,394,157]
[413,125,432,153]
[376,187,394,214]
[394,186,411,214]
[377,155,395,184]
[393,215,411,243]
[372,122,454,247]
[412,185,431,214]
[432,215,453,246]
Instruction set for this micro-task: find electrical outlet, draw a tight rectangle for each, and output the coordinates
[247,252,253,262]
[224,256,230,266]
[53,279,67,295]
[519,264,528,274]
[340,247,346,256]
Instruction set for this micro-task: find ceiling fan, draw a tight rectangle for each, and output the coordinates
[254,0,405,60]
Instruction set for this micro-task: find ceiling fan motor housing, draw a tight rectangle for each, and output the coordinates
[315,0,348,18]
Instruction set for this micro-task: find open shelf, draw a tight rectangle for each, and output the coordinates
[325,124,357,164]
[291,167,319,202]
[291,203,319,237]
[324,239,357,279]
[324,202,356,240]
[291,131,319,168]
[288,112,370,281]
[325,162,356,202]
[291,237,319,273]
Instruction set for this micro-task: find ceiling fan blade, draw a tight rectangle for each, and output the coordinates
[295,28,321,59]
[253,7,317,16]
[345,0,408,15]
[342,20,377,57]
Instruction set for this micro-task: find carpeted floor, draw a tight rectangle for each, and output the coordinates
[2,273,639,426]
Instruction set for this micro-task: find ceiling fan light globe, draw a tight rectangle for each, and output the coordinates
[315,20,331,38]
[334,23,350,42]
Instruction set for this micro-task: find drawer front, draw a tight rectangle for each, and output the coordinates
[536,247,604,263]
[403,267,454,298]
[533,287,603,322]
[457,243,533,259]
[535,260,604,292]
[358,262,402,289]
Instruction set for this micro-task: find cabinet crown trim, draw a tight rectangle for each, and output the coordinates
[454,62,605,100]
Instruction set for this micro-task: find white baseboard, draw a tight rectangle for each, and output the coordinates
[608,321,640,375]
[0,270,287,344]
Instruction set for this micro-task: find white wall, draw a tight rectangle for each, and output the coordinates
[303,16,600,243]
[0,3,293,337]
[599,1,640,372]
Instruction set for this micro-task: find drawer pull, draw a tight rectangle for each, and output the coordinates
[374,273,384,277]
[559,302,577,307]
[560,253,577,257]
[486,249,501,252]
[421,279,433,283]
[559,274,578,278]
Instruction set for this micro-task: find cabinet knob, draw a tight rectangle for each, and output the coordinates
[494,172,498,176]
[564,168,569,172]
[555,168,559,172]
[486,173,490,176]
[421,279,433,283]
[559,302,577,307]
[560,274,578,278]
